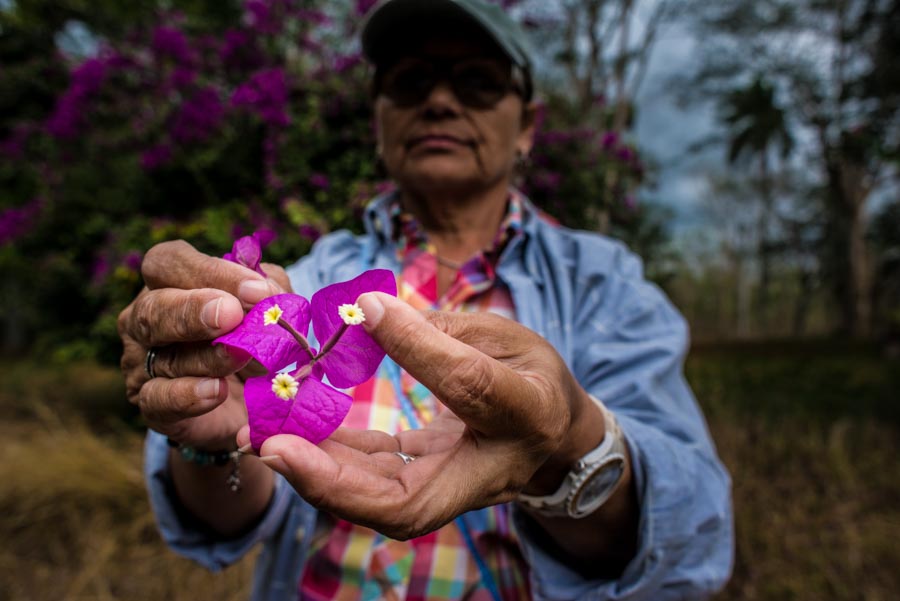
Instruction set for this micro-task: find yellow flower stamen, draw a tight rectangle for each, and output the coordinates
[271,373,299,400]
[338,303,365,326]
[264,304,284,326]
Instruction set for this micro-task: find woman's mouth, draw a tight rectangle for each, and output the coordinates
[407,134,471,150]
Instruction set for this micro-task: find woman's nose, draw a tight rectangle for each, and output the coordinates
[420,79,462,117]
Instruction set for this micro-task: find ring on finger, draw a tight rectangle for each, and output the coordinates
[145,347,160,379]
[394,451,417,465]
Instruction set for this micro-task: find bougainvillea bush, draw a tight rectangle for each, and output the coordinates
[0,0,645,363]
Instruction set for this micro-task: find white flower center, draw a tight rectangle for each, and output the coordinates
[264,304,284,326]
[338,303,365,325]
[271,372,299,400]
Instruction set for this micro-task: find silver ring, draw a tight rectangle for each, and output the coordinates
[394,451,416,465]
[145,347,159,379]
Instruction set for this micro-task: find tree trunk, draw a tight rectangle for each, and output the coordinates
[755,152,773,335]
[829,156,873,338]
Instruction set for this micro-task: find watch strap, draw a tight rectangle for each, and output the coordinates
[518,395,625,518]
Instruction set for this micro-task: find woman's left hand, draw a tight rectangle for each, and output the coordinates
[238,291,604,540]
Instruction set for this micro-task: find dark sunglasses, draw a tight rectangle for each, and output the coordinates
[375,57,528,109]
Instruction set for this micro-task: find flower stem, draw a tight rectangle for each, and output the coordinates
[293,363,312,380]
[317,323,349,360]
[277,318,316,361]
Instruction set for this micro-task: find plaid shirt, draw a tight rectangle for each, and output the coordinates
[298,194,531,601]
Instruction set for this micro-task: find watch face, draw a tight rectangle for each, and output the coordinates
[572,459,625,514]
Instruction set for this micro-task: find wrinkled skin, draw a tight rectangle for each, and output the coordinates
[245,291,589,540]
[118,240,288,450]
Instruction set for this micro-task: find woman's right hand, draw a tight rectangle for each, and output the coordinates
[117,240,289,450]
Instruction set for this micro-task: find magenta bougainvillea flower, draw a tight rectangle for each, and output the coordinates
[214,269,396,450]
[222,230,275,275]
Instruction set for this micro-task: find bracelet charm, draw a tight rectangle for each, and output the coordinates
[167,438,242,492]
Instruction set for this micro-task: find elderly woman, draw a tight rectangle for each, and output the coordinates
[118,0,733,599]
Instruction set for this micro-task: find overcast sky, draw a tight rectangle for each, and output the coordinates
[633,21,723,244]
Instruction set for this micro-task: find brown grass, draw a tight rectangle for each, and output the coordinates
[1,351,898,600]
[712,415,900,600]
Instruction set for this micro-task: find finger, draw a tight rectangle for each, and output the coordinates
[426,310,547,363]
[142,240,285,306]
[259,435,459,539]
[126,288,245,345]
[151,341,251,378]
[260,434,514,539]
[328,428,401,454]
[138,376,228,424]
[318,438,409,479]
[356,292,540,435]
[261,263,292,292]
[154,392,248,448]
[121,335,150,402]
[394,421,464,456]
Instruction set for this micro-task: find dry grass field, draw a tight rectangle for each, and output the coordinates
[1,343,897,600]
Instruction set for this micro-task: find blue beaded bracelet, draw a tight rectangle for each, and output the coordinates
[167,438,242,492]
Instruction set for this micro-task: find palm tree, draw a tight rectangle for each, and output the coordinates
[719,75,793,334]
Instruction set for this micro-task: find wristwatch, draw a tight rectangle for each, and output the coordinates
[518,396,627,519]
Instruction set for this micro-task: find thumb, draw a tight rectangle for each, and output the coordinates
[356,292,534,434]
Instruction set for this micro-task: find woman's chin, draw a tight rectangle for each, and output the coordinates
[394,163,506,197]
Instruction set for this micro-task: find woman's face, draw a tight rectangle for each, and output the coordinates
[373,36,535,197]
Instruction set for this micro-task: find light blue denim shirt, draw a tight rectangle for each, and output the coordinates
[145,192,734,600]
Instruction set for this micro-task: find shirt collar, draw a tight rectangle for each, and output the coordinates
[388,191,525,258]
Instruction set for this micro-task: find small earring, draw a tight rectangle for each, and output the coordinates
[515,149,531,169]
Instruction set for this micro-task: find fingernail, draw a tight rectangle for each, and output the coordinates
[195,378,221,402]
[357,293,384,328]
[260,454,291,475]
[238,280,271,305]
[201,298,222,329]
[237,443,254,455]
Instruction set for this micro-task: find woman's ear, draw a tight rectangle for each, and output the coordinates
[517,101,539,157]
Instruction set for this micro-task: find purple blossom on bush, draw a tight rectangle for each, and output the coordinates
[355,0,379,15]
[0,199,43,245]
[334,52,362,73]
[46,58,110,139]
[600,131,619,150]
[532,170,563,192]
[123,250,143,272]
[152,26,194,64]
[309,173,329,190]
[141,144,173,170]
[298,224,321,242]
[91,255,110,286]
[615,145,635,163]
[171,87,224,144]
[214,269,397,450]
[0,125,31,159]
[221,29,264,71]
[170,66,196,88]
[232,68,290,127]
[375,181,396,195]
[538,130,574,145]
[296,8,331,25]
[244,0,283,35]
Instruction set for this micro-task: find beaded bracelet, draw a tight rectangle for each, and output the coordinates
[167,438,242,492]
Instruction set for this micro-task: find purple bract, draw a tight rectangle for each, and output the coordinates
[214,269,397,450]
[222,231,274,275]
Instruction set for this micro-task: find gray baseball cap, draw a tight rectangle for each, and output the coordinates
[361,0,534,72]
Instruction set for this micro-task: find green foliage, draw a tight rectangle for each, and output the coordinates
[1,0,659,363]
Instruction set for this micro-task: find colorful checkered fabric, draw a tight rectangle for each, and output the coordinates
[298,195,531,600]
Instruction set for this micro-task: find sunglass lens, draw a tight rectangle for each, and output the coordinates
[452,62,510,108]
[382,61,435,107]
